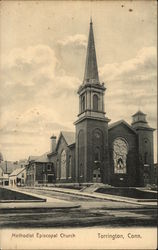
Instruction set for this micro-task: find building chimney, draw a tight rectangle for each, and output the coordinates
[50,135,57,152]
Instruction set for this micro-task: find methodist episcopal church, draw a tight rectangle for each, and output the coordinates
[27,21,155,187]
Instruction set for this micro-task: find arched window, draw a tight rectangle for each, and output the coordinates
[113,138,128,174]
[144,152,148,164]
[80,163,83,177]
[81,95,85,112]
[143,138,150,164]
[68,155,72,178]
[92,129,103,163]
[94,147,100,162]
[93,94,99,111]
[56,159,60,179]
[60,150,66,179]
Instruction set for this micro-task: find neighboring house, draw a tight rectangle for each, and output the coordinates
[0,161,20,186]
[9,167,26,187]
[0,165,9,186]
[0,174,9,186]
[26,153,55,186]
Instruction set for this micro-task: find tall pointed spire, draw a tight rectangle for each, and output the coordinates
[83,19,99,84]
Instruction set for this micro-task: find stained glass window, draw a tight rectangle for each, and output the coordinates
[113,138,128,174]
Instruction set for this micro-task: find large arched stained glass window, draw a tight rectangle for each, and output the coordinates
[113,138,128,174]
[60,150,66,179]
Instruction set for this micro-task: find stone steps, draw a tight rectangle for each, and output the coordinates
[80,183,111,193]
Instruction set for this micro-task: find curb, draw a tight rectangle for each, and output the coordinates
[0,199,46,203]
[33,187,157,207]
[0,204,81,211]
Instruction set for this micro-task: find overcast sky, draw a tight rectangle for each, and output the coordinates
[0,0,157,162]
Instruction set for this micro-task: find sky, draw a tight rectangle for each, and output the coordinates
[0,0,157,162]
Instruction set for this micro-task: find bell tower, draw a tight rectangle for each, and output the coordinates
[75,20,110,184]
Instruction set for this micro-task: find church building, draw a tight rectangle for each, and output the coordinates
[28,21,155,187]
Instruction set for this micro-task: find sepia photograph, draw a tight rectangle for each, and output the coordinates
[0,0,157,249]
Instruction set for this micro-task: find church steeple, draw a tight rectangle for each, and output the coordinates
[75,20,110,185]
[83,19,99,84]
[75,20,109,121]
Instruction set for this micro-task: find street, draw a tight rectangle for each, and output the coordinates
[0,188,157,228]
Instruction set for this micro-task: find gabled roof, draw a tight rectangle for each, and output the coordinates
[28,153,49,163]
[35,152,49,163]
[9,167,25,177]
[28,156,39,162]
[2,174,9,179]
[56,130,75,151]
[61,131,75,146]
[108,120,137,134]
[0,161,20,174]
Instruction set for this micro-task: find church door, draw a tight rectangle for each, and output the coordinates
[93,169,101,183]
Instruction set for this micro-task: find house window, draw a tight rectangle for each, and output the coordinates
[43,164,45,172]
[60,150,66,179]
[47,164,51,171]
[93,94,99,111]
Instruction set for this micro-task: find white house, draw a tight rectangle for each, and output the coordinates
[9,167,26,187]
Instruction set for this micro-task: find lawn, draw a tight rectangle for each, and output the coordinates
[0,187,45,201]
[96,187,157,199]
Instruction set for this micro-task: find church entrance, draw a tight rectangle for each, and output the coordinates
[93,169,101,183]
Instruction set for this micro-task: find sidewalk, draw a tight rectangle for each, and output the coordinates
[0,187,80,210]
[28,186,157,208]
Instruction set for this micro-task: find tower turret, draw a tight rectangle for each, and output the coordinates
[131,110,149,129]
[131,110,155,185]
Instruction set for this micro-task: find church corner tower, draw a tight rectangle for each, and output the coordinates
[74,20,110,184]
[131,110,155,185]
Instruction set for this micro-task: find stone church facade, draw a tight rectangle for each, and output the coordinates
[27,21,155,187]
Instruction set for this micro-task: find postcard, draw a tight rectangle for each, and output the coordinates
[0,0,157,249]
